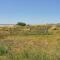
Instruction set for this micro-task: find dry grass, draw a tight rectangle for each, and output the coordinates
[0,25,60,60]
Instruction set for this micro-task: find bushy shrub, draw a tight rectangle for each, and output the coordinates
[16,22,26,26]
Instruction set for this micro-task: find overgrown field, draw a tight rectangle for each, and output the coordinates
[0,25,60,60]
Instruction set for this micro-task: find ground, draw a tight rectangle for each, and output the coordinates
[0,25,60,60]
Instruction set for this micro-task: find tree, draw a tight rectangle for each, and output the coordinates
[16,22,26,26]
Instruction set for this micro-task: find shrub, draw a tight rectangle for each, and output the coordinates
[16,22,26,26]
[0,46,8,56]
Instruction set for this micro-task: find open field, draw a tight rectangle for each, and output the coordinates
[0,24,60,60]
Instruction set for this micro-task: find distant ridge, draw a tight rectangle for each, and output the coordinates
[0,24,16,27]
[0,24,16,25]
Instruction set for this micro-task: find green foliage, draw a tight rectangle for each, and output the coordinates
[0,46,8,56]
[16,22,26,26]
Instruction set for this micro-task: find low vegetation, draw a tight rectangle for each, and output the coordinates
[0,24,60,60]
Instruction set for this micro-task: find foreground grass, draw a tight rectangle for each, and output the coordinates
[0,25,60,60]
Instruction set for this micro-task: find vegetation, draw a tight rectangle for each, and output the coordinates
[16,22,26,26]
[0,24,60,60]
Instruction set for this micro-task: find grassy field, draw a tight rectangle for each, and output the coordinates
[0,25,60,60]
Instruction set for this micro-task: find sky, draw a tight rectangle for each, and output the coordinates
[0,0,60,24]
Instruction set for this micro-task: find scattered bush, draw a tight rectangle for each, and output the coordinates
[16,22,26,26]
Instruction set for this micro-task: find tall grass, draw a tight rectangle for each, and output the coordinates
[0,25,59,60]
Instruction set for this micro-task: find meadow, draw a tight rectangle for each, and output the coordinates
[0,24,60,60]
